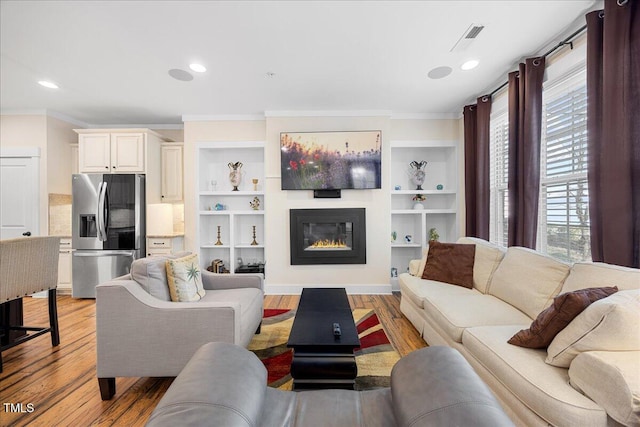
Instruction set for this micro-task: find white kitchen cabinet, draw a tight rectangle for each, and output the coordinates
[58,238,73,293]
[161,143,183,202]
[76,129,163,174]
[146,236,184,257]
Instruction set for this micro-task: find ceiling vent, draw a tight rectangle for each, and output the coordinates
[450,24,485,52]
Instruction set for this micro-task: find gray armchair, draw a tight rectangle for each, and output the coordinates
[95,254,264,400]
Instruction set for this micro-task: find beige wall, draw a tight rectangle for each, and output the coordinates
[184,115,461,293]
[1,114,78,235]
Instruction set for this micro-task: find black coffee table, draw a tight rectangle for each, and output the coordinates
[287,288,361,390]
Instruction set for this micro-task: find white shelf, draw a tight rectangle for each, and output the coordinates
[390,140,459,287]
[200,210,264,215]
[392,209,456,214]
[391,243,422,248]
[197,141,266,275]
[391,190,456,195]
[200,191,265,196]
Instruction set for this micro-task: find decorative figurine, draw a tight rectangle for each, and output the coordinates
[391,231,397,242]
[215,225,223,245]
[405,235,412,244]
[228,161,243,191]
[412,194,426,210]
[409,160,427,190]
[429,227,440,242]
[252,178,259,191]
[214,203,224,211]
[249,196,260,210]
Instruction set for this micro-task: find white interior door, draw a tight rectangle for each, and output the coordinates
[0,148,40,239]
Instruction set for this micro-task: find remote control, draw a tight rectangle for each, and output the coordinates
[333,322,341,337]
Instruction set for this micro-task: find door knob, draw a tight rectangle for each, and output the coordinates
[22,231,31,236]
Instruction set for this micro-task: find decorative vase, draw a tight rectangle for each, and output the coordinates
[228,162,243,191]
[413,202,424,210]
[409,160,427,190]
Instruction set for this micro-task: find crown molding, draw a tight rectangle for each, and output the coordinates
[182,114,265,122]
[264,110,392,118]
[391,112,462,120]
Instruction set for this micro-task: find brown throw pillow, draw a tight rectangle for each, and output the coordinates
[508,286,618,349]
[421,241,476,288]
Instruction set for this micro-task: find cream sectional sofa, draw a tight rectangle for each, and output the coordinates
[399,237,640,427]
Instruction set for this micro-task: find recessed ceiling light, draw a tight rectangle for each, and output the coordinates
[427,66,452,80]
[461,60,479,71]
[38,80,59,89]
[265,72,276,78]
[189,63,207,73]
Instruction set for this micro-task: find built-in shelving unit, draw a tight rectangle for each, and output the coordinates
[389,140,459,287]
[196,141,265,274]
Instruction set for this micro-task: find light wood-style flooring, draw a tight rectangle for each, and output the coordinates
[1,294,426,426]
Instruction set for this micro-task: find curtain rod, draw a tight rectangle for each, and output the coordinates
[488,23,588,97]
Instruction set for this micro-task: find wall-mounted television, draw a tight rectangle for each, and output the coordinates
[280,130,382,190]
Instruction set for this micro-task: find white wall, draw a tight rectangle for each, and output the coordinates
[1,114,78,235]
[184,115,461,294]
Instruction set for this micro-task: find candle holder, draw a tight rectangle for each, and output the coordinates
[252,178,259,191]
[215,226,223,245]
[251,225,258,246]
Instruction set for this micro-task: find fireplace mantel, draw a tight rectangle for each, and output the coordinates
[289,208,366,265]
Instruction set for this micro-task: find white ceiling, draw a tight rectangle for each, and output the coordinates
[0,1,597,127]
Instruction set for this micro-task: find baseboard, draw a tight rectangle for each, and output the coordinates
[265,283,393,295]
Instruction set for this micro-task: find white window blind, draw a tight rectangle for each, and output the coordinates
[539,68,591,262]
[489,109,509,247]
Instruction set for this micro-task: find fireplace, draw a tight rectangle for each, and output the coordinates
[289,208,366,265]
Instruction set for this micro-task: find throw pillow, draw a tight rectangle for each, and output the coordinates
[546,289,640,367]
[421,241,476,288]
[508,286,618,349]
[165,253,206,302]
[488,247,571,320]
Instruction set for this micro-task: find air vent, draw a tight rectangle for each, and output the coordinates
[465,25,485,39]
[451,23,485,52]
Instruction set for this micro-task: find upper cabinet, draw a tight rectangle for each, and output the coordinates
[75,129,163,174]
[75,128,167,204]
[160,143,183,202]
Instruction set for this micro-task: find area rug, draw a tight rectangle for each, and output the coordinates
[248,308,401,390]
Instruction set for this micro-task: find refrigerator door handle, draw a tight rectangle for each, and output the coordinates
[97,181,107,241]
[73,250,136,257]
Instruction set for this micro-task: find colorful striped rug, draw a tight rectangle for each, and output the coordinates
[248,308,401,390]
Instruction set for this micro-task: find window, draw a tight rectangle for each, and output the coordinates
[538,68,591,263]
[489,110,509,247]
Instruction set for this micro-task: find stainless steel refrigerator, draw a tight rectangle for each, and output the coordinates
[72,174,145,298]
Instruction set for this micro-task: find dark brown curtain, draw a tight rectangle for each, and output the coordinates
[507,57,546,249]
[463,96,492,239]
[586,1,640,268]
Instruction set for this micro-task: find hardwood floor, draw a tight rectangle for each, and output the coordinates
[1,293,426,426]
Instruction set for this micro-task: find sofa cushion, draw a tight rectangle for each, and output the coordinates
[399,273,480,309]
[166,253,206,302]
[422,292,532,343]
[569,351,640,427]
[562,262,640,293]
[201,288,264,344]
[457,237,507,293]
[130,254,187,301]
[462,325,608,427]
[422,241,476,288]
[489,247,570,319]
[546,289,640,368]
[508,286,618,349]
